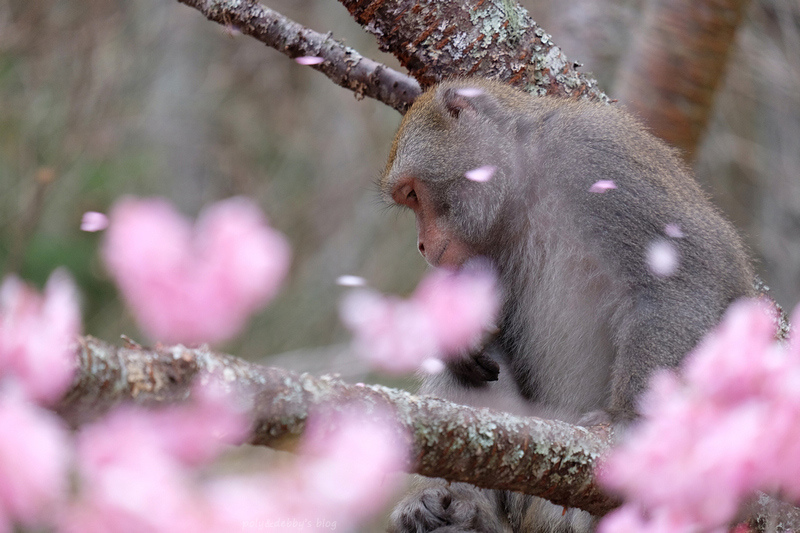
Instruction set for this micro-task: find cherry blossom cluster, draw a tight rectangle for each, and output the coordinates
[340,265,500,373]
[102,196,291,345]
[0,196,408,532]
[599,299,800,532]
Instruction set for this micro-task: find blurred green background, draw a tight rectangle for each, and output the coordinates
[1,0,799,381]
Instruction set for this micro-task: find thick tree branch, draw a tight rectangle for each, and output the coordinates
[175,0,421,112]
[337,0,608,101]
[58,336,617,516]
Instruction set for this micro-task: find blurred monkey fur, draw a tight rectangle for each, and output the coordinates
[381,78,754,533]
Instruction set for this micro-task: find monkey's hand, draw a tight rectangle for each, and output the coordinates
[446,351,500,386]
[388,482,507,533]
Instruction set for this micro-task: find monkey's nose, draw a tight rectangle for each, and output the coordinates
[418,241,425,255]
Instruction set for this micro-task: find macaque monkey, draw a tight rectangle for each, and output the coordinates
[382,78,755,532]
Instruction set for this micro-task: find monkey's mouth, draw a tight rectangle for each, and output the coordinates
[432,239,450,267]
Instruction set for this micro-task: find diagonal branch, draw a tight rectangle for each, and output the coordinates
[175,0,421,113]
[58,336,617,516]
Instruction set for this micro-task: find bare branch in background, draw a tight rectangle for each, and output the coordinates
[614,0,751,159]
[176,0,421,113]
[58,336,617,516]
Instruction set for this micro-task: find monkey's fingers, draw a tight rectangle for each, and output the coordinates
[446,352,500,385]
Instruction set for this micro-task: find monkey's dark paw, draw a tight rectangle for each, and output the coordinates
[447,352,500,386]
[388,484,505,533]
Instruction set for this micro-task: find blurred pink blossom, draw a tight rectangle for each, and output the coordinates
[465,165,496,182]
[589,179,617,193]
[0,390,70,531]
[206,409,406,531]
[340,267,499,373]
[144,383,249,465]
[599,299,800,532]
[67,419,203,533]
[0,270,79,404]
[664,223,684,238]
[420,358,446,375]
[294,56,324,65]
[65,385,248,533]
[340,289,439,372]
[646,239,679,277]
[455,87,484,98]
[102,196,291,345]
[80,211,109,232]
[336,274,367,287]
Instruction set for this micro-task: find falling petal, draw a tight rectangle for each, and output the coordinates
[589,180,617,193]
[80,212,109,232]
[223,25,241,37]
[665,223,684,238]
[295,56,324,65]
[646,239,679,277]
[465,165,496,182]
[337,275,367,287]
[420,358,446,375]
[455,87,484,98]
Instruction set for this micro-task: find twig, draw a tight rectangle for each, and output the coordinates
[175,0,421,113]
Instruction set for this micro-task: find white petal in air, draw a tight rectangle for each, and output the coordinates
[647,239,679,277]
[420,358,446,375]
[295,56,324,65]
[81,211,109,232]
[465,165,496,182]
[665,223,685,238]
[455,87,484,98]
[589,180,617,193]
[336,275,367,287]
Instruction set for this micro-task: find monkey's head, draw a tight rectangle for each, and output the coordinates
[381,79,529,268]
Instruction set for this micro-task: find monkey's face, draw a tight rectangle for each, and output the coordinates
[382,80,521,268]
[390,176,473,268]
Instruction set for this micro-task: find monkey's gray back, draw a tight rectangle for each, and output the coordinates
[388,78,755,533]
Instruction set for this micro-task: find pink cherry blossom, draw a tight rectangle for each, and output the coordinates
[599,299,800,532]
[0,390,70,530]
[336,274,367,287]
[455,87,484,97]
[67,420,203,533]
[412,267,499,354]
[80,211,109,232]
[465,165,496,182]
[65,385,248,533]
[0,270,79,404]
[297,409,407,524]
[145,382,249,466]
[207,409,406,531]
[294,56,324,65]
[204,410,407,532]
[664,223,684,238]
[340,267,499,373]
[646,239,679,277]
[102,196,291,345]
[340,289,439,372]
[589,179,617,193]
[420,358,446,375]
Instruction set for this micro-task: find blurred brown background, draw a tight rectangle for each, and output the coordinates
[1,0,798,379]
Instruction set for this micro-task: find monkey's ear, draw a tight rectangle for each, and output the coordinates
[442,88,476,119]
